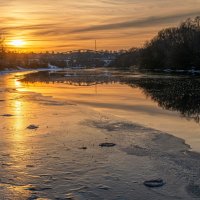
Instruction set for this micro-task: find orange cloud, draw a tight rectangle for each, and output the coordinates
[0,0,200,51]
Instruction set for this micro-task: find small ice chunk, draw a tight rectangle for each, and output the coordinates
[27,124,39,130]
[144,179,165,187]
[99,143,116,147]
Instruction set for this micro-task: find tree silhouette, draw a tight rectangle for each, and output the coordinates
[0,35,5,69]
[111,16,200,71]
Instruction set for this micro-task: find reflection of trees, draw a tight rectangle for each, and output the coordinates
[126,78,200,123]
[21,71,200,123]
[21,71,122,86]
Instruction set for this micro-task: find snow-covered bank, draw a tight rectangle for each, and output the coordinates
[0,66,62,76]
[153,68,200,74]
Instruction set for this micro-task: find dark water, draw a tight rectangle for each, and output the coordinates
[21,70,200,124]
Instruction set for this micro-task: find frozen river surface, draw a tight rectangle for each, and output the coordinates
[0,70,200,200]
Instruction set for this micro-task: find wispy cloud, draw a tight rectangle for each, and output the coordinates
[71,11,200,33]
[1,0,200,51]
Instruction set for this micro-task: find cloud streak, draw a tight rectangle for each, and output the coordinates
[1,0,200,51]
[71,11,200,33]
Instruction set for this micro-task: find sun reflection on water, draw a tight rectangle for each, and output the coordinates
[13,100,24,140]
[1,74,34,198]
[14,79,22,88]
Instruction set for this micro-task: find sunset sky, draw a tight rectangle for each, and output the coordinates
[1,0,200,52]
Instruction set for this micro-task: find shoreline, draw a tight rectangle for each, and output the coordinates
[0,67,63,76]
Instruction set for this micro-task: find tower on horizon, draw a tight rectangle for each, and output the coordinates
[95,40,97,52]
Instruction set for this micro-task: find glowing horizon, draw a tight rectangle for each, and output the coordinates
[9,39,26,48]
[1,0,200,52]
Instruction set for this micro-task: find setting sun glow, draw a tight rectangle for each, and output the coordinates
[9,40,26,48]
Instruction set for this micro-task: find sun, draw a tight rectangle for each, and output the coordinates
[9,39,26,47]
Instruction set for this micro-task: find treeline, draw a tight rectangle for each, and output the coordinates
[0,52,48,70]
[0,49,117,70]
[111,16,200,70]
[0,36,5,70]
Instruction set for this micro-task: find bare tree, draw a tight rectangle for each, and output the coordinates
[112,16,200,70]
[0,35,5,53]
[0,35,5,68]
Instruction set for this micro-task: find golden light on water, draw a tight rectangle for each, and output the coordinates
[13,100,24,133]
[15,79,22,88]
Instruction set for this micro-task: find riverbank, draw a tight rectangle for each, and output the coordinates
[0,65,62,76]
